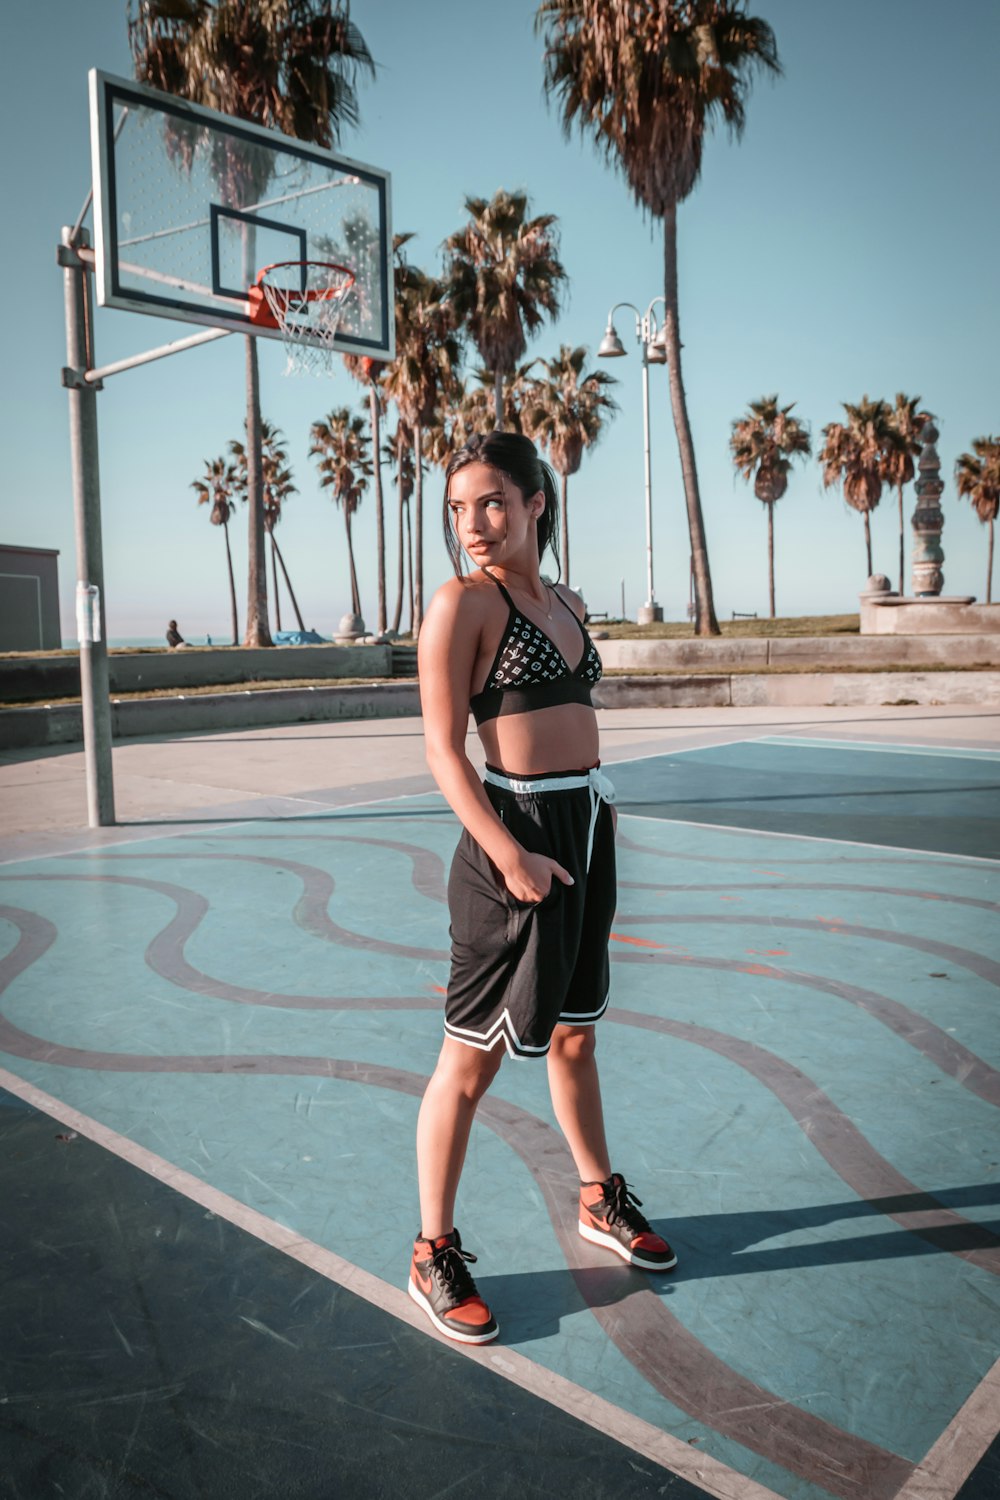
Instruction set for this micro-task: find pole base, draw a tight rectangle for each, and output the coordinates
[637,603,664,625]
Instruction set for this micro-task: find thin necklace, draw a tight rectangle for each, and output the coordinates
[512,579,553,620]
[486,568,553,620]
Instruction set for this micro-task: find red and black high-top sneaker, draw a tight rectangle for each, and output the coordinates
[579,1173,677,1270]
[408,1229,499,1344]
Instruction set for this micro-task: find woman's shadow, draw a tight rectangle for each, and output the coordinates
[478,1181,1000,1345]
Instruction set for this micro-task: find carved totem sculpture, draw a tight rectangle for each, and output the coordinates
[911,417,945,597]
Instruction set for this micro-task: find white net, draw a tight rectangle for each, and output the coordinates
[258,262,356,376]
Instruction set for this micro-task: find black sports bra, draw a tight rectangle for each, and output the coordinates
[469,575,603,726]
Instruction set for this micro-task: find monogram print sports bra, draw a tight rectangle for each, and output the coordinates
[469,574,603,727]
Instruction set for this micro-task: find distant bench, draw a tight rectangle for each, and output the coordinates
[731,611,758,620]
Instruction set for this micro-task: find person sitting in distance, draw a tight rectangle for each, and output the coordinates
[166,620,186,649]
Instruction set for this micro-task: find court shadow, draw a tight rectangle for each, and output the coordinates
[477,1261,676,1344]
[650,1181,1000,1281]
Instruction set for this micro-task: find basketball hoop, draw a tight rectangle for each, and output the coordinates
[248,260,355,376]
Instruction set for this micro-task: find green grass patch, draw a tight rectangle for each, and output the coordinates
[593,613,860,639]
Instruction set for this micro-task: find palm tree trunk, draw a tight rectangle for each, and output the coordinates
[272,534,305,632]
[493,368,504,431]
[370,383,386,635]
[405,496,414,636]
[662,203,719,636]
[345,509,362,618]
[560,472,569,583]
[987,518,995,605]
[270,535,282,633]
[864,513,873,578]
[767,503,775,619]
[413,421,424,633]
[223,519,239,646]
[243,336,271,647]
[391,445,405,635]
[897,483,905,596]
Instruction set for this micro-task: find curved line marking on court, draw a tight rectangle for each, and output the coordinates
[2,891,997,1275]
[200,832,450,905]
[617,880,1000,914]
[74,852,449,962]
[613,912,1000,988]
[0,878,443,1012]
[607,1004,1000,1276]
[615,831,996,873]
[0,985,912,1500]
[5,868,998,1108]
[608,946,1000,1108]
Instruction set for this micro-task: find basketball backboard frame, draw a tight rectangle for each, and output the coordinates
[89,68,393,359]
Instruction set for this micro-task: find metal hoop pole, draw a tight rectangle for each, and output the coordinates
[61,224,115,827]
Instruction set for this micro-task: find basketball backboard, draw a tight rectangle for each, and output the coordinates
[89,69,393,359]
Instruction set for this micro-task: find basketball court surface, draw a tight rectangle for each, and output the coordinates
[1,704,998,1499]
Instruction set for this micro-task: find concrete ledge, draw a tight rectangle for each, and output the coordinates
[0,680,421,749]
[596,636,1000,670]
[3,671,997,750]
[860,599,1000,635]
[0,644,393,703]
[596,672,1000,710]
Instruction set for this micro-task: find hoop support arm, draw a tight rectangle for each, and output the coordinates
[64,327,234,387]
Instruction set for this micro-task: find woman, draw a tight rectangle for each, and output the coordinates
[410,432,675,1345]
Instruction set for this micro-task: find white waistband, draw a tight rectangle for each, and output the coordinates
[484,766,616,803]
[484,766,615,872]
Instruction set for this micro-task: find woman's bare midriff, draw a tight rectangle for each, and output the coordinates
[475,701,600,775]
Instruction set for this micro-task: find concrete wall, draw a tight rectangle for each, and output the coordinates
[0,680,421,749]
[0,545,61,652]
[860,599,1000,635]
[3,670,997,749]
[597,635,1000,671]
[0,643,393,704]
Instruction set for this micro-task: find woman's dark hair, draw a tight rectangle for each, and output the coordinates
[442,431,560,578]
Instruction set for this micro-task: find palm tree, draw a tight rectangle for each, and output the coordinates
[729,395,811,617]
[955,437,1000,604]
[452,361,539,443]
[819,396,893,578]
[191,456,240,643]
[522,345,618,582]
[343,354,387,633]
[129,0,374,647]
[444,190,565,429]
[537,0,780,636]
[881,392,925,597]
[309,407,372,620]
[230,422,307,634]
[383,424,415,635]
[382,260,460,632]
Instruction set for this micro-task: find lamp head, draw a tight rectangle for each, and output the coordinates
[645,341,667,365]
[598,324,627,358]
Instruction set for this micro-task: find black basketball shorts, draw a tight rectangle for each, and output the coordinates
[444,766,617,1058]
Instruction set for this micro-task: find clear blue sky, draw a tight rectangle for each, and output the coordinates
[2,0,998,641]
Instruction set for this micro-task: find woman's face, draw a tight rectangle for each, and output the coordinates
[446,462,542,568]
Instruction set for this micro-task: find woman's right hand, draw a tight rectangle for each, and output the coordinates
[501,849,574,905]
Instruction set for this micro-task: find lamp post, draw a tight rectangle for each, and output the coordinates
[598,299,668,624]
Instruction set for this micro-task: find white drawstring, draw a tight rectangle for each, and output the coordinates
[483,766,616,871]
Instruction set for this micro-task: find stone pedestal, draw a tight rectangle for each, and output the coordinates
[912,419,945,597]
[637,603,664,625]
[335,611,366,642]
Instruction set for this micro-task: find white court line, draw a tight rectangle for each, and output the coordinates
[757,736,1000,762]
[617,812,1000,867]
[892,1354,1000,1499]
[0,1067,783,1500]
[0,785,442,869]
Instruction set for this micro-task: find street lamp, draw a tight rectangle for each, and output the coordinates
[598,298,667,624]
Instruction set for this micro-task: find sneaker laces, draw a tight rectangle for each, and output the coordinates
[429,1237,480,1302]
[603,1176,653,1236]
